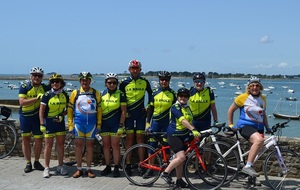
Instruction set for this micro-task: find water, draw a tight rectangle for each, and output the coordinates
[1,76,300,138]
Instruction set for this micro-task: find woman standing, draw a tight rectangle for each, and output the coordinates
[39,73,69,178]
[100,73,127,177]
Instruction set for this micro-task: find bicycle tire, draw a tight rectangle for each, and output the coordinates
[121,143,162,186]
[264,148,300,190]
[203,141,240,185]
[184,148,227,190]
[0,123,17,159]
[61,133,86,166]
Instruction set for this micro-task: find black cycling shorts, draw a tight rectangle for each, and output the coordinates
[167,135,188,153]
[239,126,263,140]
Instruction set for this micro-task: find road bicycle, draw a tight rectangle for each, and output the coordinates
[212,120,300,190]
[121,130,228,190]
[0,106,17,159]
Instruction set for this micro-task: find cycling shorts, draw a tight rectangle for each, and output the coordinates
[19,114,43,138]
[125,115,146,133]
[44,118,66,137]
[239,125,263,140]
[167,134,190,153]
[101,120,119,135]
[74,122,96,140]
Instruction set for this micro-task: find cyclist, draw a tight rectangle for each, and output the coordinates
[144,71,176,178]
[18,67,50,173]
[39,73,69,178]
[100,72,127,177]
[161,88,201,188]
[67,72,102,178]
[228,76,271,180]
[119,59,153,175]
[189,72,218,131]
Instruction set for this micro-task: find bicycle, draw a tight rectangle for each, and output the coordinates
[121,130,228,190]
[215,120,300,189]
[0,106,17,159]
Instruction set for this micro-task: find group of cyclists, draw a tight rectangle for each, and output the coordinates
[19,59,270,188]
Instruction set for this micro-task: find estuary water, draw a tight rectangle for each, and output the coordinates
[1,76,300,138]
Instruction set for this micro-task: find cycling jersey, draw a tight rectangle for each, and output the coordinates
[234,93,267,131]
[189,86,215,121]
[119,75,152,132]
[67,87,102,127]
[40,89,68,136]
[18,82,50,116]
[167,102,193,137]
[100,89,127,134]
[150,87,176,122]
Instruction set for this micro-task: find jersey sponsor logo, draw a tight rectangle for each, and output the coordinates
[127,87,145,91]
[190,99,208,103]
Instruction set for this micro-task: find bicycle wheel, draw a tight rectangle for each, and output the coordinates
[121,143,162,186]
[184,148,227,190]
[62,133,86,166]
[0,123,17,159]
[203,141,239,185]
[264,149,300,190]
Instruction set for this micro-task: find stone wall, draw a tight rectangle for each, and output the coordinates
[6,120,300,178]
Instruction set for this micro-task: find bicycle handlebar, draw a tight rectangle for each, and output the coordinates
[271,119,290,134]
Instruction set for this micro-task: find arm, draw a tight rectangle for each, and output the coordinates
[211,102,218,123]
[19,96,40,106]
[39,103,46,125]
[146,105,154,123]
[181,119,196,131]
[227,103,239,126]
[119,104,127,125]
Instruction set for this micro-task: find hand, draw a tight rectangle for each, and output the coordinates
[229,124,238,132]
[54,115,63,122]
[68,124,75,132]
[37,93,44,99]
[192,129,200,138]
[145,122,151,132]
[117,127,125,136]
[213,120,219,126]
[40,124,46,133]
[96,124,101,131]
[266,127,272,134]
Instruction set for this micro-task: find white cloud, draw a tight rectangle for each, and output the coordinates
[278,62,288,68]
[260,35,273,43]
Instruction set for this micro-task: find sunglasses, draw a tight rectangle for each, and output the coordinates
[130,67,140,69]
[194,79,205,84]
[160,78,170,82]
[107,81,117,85]
[51,80,61,84]
[178,94,189,98]
[250,84,260,88]
[32,74,43,78]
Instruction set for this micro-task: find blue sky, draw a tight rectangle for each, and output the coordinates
[1,1,300,75]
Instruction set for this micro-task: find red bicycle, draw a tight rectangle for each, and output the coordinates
[121,131,228,190]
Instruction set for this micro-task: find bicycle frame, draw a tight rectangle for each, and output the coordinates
[139,137,206,173]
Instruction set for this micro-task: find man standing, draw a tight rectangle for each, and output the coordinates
[19,67,50,173]
[67,72,102,178]
[119,59,152,175]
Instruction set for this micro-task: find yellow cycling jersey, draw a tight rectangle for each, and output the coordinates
[41,90,68,118]
[189,87,215,121]
[18,82,50,116]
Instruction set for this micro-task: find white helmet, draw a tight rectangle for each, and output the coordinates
[30,67,44,75]
[105,72,118,80]
[247,76,261,86]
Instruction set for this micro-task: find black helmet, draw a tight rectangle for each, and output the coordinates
[193,72,206,81]
[158,71,171,79]
[177,87,190,97]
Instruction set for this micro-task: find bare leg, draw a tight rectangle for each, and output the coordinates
[44,137,54,168]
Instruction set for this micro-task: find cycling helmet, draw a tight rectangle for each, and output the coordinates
[49,73,64,81]
[247,76,261,86]
[193,72,205,81]
[177,87,190,97]
[30,67,44,75]
[158,71,171,80]
[128,59,142,68]
[78,71,93,80]
[105,72,118,80]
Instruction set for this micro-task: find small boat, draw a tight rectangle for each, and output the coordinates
[286,97,297,101]
[288,89,295,93]
[273,113,300,120]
